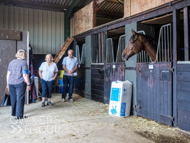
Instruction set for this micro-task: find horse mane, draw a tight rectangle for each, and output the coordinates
[138,33,158,50]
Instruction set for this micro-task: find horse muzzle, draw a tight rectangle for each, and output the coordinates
[122,55,129,61]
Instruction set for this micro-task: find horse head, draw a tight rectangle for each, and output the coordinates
[122,29,144,61]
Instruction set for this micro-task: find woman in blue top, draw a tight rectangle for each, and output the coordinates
[39,54,58,107]
[6,49,31,120]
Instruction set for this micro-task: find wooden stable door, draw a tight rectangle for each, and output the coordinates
[136,62,173,126]
[176,63,190,132]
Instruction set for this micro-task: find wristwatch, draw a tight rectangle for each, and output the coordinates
[27,84,31,86]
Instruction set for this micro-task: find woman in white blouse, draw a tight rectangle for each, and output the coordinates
[39,54,58,107]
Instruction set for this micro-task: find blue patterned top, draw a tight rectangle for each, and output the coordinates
[8,59,28,85]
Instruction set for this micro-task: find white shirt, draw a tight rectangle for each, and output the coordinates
[39,62,58,81]
[62,56,78,76]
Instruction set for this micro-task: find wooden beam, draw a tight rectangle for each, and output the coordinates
[0,29,21,40]
[101,32,104,63]
[96,0,119,5]
[64,0,80,40]
[141,13,173,24]
[65,0,81,18]
[93,1,97,27]
[54,37,74,64]
[74,0,190,40]
[173,9,180,128]
[184,7,189,61]
[0,0,68,12]
[96,10,123,18]
[104,31,107,63]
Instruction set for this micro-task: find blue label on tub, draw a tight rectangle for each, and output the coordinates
[111,88,121,101]
[120,103,126,116]
[111,105,117,115]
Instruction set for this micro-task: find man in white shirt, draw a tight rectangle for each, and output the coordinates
[62,50,78,102]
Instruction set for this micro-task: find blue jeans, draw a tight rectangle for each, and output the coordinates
[62,75,74,100]
[41,79,54,98]
[9,82,26,117]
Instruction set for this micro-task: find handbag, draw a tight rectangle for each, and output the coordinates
[1,87,11,106]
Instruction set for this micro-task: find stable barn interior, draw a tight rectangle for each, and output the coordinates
[0,0,190,134]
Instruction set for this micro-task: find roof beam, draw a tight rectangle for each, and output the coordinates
[0,0,69,12]
[96,0,119,5]
[65,0,81,18]
[64,0,81,40]
[96,10,123,18]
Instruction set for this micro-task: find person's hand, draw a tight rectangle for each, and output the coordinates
[68,71,72,74]
[6,85,9,94]
[27,85,31,91]
[70,73,74,76]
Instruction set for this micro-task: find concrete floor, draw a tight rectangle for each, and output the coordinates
[0,93,190,143]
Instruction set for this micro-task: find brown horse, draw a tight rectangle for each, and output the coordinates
[122,30,158,61]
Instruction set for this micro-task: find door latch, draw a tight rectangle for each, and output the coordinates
[134,105,141,111]
[171,67,174,73]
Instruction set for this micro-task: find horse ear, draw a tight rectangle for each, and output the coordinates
[131,29,136,35]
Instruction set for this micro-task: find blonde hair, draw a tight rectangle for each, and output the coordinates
[45,54,54,61]
[15,49,26,60]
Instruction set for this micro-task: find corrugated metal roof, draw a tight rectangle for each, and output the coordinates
[30,0,74,6]
[30,0,93,7]
[98,1,124,14]
[96,0,124,26]
[0,0,93,12]
[76,0,93,7]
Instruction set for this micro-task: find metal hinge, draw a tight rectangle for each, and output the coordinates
[125,67,136,70]
[160,114,174,124]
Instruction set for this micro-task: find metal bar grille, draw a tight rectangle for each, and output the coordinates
[137,24,172,63]
[137,31,150,63]
[106,38,114,63]
[81,43,86,64]
[116,34,125,63]
[76,45,81,64]
[152,23,172,63]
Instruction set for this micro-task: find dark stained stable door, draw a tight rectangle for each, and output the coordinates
[136,62,173,126]
[91,63,125,104]
[176,63,190,132]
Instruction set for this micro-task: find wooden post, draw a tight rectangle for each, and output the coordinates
[104,31,107,63]
[184,7,189,61]
[96,34,99,63]
[98,33,102,63]
[124,0,131,17]
[173,9,180,127]
[101,32,104,63]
